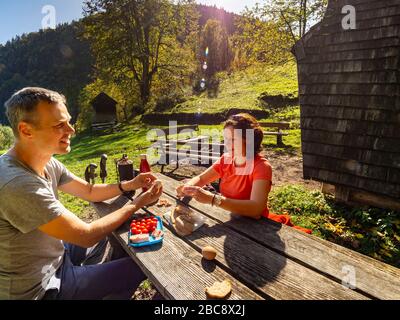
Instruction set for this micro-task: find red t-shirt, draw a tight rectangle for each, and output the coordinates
[212,153,272,217]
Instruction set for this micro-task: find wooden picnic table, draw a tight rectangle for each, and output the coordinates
[91,173,400,300]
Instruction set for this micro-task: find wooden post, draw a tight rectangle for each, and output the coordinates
[277,129,284,147]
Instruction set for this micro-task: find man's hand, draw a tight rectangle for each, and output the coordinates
[127,172,157,191]
[181,186,214,205]
[135,180,163,208]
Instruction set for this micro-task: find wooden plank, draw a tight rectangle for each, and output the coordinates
[302,142,400,170]
[91,199,262,300]
[158,150,220,166]
[350,189,400,211]
[301,129,400,154]
[300,93,400,111]
[165,146,222,157]
[321,183,335,195]
[301,105,399,124]
[156,173,400,299]
[307,25,400,47]
[301,119,400,144]
[298,58,399,75]
[302,153,389,181]
[299,83,400,97]
[263,132,289,136]
[302,71,398,85]
[151,193,368,300]
[304,47,399,64]
[308,7,400,35]
[259,122,291,129]
[315,15,400,36]
[303,37,400,55]
[303,166,400,199]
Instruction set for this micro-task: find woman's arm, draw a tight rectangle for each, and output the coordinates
[176,166,220,196]
[182,179,271,220]
[218,180,271,219]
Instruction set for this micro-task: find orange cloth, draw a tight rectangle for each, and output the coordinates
[265,212,312,234]
[212,153,312,234]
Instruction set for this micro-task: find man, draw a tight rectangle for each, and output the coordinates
[0,87,162,300]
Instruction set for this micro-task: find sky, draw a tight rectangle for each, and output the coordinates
[0,0,260,45]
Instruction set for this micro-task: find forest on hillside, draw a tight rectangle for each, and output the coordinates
[0,0,327,130]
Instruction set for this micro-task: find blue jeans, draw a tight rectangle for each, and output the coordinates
[44,241,146,300]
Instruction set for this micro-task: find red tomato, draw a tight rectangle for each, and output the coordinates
[131,228,140,235]
[149,225,156,232]
[142,228,149,234]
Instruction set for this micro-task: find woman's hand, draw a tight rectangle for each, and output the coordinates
[176,179,191,198]
[135,180,163,208]
[181,186,214,205]
[128,172,157,191]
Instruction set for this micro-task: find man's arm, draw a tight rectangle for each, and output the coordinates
[59,172,157,202]
[39,183,162,248]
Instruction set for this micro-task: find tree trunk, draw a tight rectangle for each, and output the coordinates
[302,0,308,37]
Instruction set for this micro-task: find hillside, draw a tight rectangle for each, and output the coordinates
[172,62,298,114]
[0,22,93,123]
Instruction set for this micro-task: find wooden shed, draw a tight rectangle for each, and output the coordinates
[292,0,400,210]
[91,92,118,124]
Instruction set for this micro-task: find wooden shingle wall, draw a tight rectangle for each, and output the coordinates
[293,0,400,206]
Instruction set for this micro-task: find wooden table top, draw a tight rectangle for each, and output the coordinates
[91,173,400,300]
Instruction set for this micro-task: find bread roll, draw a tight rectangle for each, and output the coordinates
[202,246,217,260]
[205,280,232,299]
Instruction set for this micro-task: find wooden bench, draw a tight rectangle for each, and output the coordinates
[259,122,290,146]
[157,145,220,173]
[151,125,199,142]
[91,121,117,132]
[153,132,226,173]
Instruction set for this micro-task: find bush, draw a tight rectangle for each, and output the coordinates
[0,125,14,150]
[269,185,333,216]
[153,93,186,113]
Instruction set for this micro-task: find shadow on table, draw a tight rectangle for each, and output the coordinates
[186,213,287,294]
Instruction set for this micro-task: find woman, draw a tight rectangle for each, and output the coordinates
[176,113,311,234]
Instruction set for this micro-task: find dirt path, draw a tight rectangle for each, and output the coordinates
[264,151,321,190]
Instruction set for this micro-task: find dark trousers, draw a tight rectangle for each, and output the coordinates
[43,239,146,300]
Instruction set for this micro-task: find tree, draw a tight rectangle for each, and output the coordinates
[0,125,14,150]
[264,0,328,44]
[82,0,198,112]
[200,19,232,77]
[232,6,293,68]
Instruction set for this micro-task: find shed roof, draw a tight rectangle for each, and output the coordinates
[91,92,118,114]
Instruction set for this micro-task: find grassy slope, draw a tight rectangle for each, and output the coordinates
[170,62,298,113]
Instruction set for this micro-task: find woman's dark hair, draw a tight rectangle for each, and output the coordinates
[223,113,264,155]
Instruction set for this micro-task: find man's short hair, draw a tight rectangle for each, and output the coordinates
[4,87,66,137]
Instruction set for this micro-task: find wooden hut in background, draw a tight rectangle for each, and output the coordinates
[91,92,118,125]
[292,0,400,210]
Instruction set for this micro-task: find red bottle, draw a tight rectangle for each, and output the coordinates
[139,154,151,192]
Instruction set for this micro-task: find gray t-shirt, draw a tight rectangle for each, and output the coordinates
[0,154,75,300]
